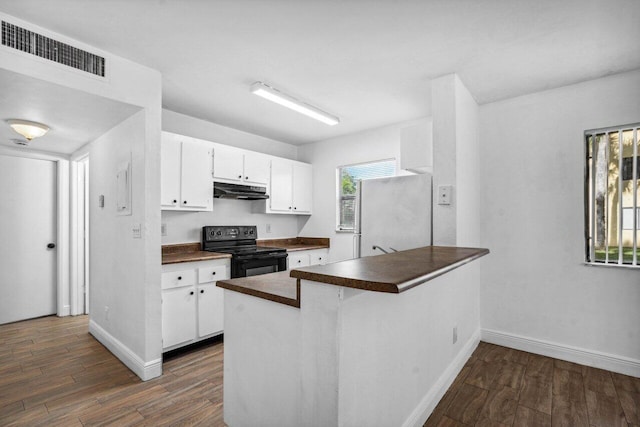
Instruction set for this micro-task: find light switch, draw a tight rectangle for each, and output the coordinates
[438,185,452,205]
[132,223,142,239]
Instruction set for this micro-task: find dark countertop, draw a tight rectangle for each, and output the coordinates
[162,242,231,265]
[216,246,489,307]
[257,237,329,252]
[290,246,489,294]
[216,271,299,308]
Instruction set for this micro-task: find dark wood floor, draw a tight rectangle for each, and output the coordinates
[424,341,640,427]
[0,315,224,426]
[1,316,638,426]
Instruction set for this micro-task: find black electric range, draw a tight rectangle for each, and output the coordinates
[202,226,288,278]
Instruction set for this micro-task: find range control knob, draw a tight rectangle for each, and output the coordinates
[249,230,254,234]
[216,230,222,236]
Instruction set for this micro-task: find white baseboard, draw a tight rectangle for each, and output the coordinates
[403,328,481,427]
[58,305,71,317]
[89,319,162,381]
[482,328,640,378]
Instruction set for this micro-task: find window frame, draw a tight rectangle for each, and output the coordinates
[336,158,396,232]
[584,123,639,268]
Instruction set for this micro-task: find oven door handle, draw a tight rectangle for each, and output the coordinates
[236,252,288,262]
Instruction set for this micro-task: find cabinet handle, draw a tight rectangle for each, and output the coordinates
[319,257,322,260]
[183,200,187,204]
[297,260,301,263]
[238,175,242,179]
[294,207,297,210]
[288,206,292,210]
[212,271,216,275]
[200,289,204,294]
[173,199,177,203]
[190,291,194,295]
[245,176,249,180]
[177,276,182,280]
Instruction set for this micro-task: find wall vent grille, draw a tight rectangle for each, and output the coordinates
[1,21,105,77]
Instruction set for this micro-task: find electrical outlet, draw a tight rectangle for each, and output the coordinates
[438,185,452,205]
[453,325,458,344]
[161,223,167,236]
[266,223,272,234]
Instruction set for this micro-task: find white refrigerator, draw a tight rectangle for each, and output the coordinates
[353,173,432,258]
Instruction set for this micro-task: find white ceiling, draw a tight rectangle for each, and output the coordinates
[0,69,141,154]
[1,0,639,146]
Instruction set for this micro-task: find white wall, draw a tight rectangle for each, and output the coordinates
[454,77,480,247]
[297,118,431,262]
[479,70,640,369]
[162,199,301,244]
[163,109,297,160]
[161,110,302,244]
[1,13,163,379]
[89,110,162,375]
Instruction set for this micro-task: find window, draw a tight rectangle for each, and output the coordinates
[585,123,639,266]
[337,159,396,231]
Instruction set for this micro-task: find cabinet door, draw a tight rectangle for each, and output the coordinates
[213,146,243,182]
[162,287,196,349]
[243,152,270,186]
[181,140,212,209]
[161,136,181,209]
[197,283,224,337]
[292,162,312,213]
[270,159,293,212]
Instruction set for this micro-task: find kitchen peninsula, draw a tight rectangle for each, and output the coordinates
[217,246,489,427]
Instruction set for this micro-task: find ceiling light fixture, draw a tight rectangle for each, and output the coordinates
[250,82,340,126]
[7,119,50,141]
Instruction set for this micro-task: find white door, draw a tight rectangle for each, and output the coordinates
[197,283,224,337]
[292,163,312,213]
[270,159,293,212]
[212,146,243,182]
[243,152,270,186]
[0,155,57,324]
[180,140,212,209]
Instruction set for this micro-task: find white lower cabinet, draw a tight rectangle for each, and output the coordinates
[287,248,329,270]
[197,283,224,338]
[162,259,230,351]
[162,286,197,349]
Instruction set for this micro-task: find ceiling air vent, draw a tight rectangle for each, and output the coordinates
[1,20,105,77]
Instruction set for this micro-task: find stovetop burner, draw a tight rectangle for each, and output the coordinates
[202,226,288,278]
[202,226,286,256]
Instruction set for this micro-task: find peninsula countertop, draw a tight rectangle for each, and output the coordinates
[217,245,489,306]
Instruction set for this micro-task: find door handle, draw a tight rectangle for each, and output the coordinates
[47,243,56,249]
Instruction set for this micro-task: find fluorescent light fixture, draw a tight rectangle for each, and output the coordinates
[7,119,49,140]
[250,82,340,126]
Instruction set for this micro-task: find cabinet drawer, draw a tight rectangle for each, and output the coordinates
[198,264,229,283]
[161,270,196,290]
[288,253,310,269]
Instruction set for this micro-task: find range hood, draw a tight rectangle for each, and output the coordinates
[214,182,269,200]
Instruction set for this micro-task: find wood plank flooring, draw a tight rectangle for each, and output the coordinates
[424,341,640,427]
[2,316,638,426]
[0,315,224,426]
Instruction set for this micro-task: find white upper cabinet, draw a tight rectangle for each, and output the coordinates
[161,132,213,211]
[213,145,269,187]
[243,152,270,186]
[212,146,244,182]
[292,163,312,214]
[267,159,312,215]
